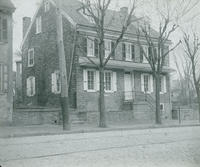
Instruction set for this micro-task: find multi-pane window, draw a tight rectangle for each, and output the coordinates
[0,15,8,42]
[105,72,112,91]
[122,43,134,61]
[160,75,167,93]
[87,70,95,90]
[28,48,34,67]
[36,16,42,34]
[125,43,132,61]
[140,46,148,63]
[0,64,8,93]
[44,0,50,12]
[27,76,35,96]
[51,71,61,94]
[141,74,153,93]
[87,38,94,57]
[104,40,111,58]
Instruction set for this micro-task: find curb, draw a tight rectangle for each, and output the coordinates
[1,123,200,139]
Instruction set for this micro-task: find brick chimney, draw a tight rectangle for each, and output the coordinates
[23,17,31,38]
[120,7,128,17]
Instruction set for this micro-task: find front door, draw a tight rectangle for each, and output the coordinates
[124,73,132,100]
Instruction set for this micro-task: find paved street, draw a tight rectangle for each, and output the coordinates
[1,126,200,167]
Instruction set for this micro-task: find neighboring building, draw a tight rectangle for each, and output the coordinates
[20,0,173,124]
[0,0,15,125]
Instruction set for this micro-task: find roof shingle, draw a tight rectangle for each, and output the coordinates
[53,0,159,37]
[0,0,15,9]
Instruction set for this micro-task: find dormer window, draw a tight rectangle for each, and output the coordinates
[0,15,8,42]
[44,0,50,12]
[36,16,42,34]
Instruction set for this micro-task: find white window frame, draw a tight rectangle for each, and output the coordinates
[104,40,111,59]
[141,73,153,93]
[27,76,35,97]
[28,48,34,67]
[104,70,113,92]
[36,16,42,34]
[142,46,148,63]
[44,0,50,12]
[83,69,117,93]
[51,70,61,94]
[125,43,132,61]
[87,69,96,92]
[160,75,167,94]
[87,38,95,57]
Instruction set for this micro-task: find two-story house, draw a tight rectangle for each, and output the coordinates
[0,0,15,125]
[20,0,173,124]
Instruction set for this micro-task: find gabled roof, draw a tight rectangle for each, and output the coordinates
[0,0,15,10]
[21,0,163,48]
[53,0,159,37]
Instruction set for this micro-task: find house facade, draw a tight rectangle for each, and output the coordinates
[0,0,15,125]
[20,0,173,124]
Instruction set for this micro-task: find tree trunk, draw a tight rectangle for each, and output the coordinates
[155,74,162,124]
[60,97,70,130]
[196,88,200,123]
[99,67,106,128]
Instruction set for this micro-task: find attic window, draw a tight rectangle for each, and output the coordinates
[79,8,95,24]
[44,0,50,12]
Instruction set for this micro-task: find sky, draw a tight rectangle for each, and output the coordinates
[11,0,200,77]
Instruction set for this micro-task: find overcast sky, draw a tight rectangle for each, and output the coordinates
[11,0,200,77]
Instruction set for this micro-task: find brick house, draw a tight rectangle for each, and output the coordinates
[20,0,173,124]
[0,0,15,125]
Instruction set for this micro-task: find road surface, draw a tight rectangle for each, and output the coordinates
[1,126,200,167]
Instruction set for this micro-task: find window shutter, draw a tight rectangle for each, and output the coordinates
[3,65,8,92]
[26,78,30,96]
[83,69,87,90]
[83,37,87,56]
[111,41,115,59]
[150,75,153,93]
[131,45,135,60]
[2,18,7,41]
[0,16,2,40]
[32,77,36,95]
[131,72,134,91]
[163,75,167,93]
[122,43,126,60]
[113,72,117,92]
[140,47,143,63]
[51,73,56,93]
[96,70,99,91]
[141,74,144,92]
[94,38,99,57]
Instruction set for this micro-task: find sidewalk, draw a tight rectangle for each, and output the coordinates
[0,120,199,138]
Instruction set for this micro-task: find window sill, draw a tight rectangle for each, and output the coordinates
[28,64,34,68]
[86,89,96,92]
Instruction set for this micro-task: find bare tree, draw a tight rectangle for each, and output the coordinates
[174,54,194,106]
[136,0,199,124]
[182,32,200,122]
[81,0,138,127]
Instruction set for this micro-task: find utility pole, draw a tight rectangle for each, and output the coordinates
[56,0,70,130]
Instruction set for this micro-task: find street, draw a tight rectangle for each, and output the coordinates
[1,126,200,167]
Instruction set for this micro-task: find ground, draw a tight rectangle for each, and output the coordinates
[1,126,200,167]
